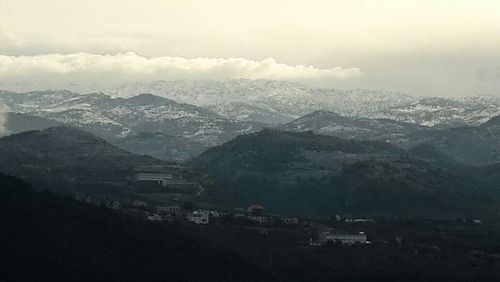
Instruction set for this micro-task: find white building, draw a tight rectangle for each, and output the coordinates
[188,210,209,224]
[136,173,174,187]
[318,231,367,245]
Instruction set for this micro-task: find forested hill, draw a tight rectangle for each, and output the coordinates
[191,129,500,219]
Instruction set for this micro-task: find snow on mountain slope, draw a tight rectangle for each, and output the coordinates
[280,110,429,144]
[107,80,418,124]
[0,90,264,160]
[0,90,80,112]
[1,79,500,129]
[102,79,500,127]
[281,110,500,165]
[373,96,500,128]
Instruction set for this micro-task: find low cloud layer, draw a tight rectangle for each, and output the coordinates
[0,52,360,83]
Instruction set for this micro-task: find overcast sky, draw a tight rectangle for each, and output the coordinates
[1,0,500,96]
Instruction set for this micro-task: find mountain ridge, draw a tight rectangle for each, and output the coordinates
[3,79,499,127]
[100,80,500,126]
[0,90,265,161]
[191,129,500,219]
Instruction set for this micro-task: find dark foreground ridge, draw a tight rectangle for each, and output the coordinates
[0,173,273,282]
[2,172,500,281]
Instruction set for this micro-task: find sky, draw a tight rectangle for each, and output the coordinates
[1,0,500,96]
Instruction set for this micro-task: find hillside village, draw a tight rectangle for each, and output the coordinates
[89,188,369,246]
[37,142,486,250]
[87,190,488,249]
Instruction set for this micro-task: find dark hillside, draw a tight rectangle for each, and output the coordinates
[191,130,500,219]
[0,126,161,194]
[0,173,273,282]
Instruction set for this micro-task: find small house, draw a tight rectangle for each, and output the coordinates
[188,210,209,224]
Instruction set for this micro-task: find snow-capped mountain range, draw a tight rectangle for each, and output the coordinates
[105,80,500,127]
[0,90,263,160]
[3,79,499,127]
[1,79,500,161]
[279,110,429,145]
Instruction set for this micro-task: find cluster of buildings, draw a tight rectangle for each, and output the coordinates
[148,205,226,224]
[144,203,301,226]
[99,201,301,227]
[313,231,368,245]
[81,194,370,246]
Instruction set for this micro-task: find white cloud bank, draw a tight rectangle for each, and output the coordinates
[0,52,360,82]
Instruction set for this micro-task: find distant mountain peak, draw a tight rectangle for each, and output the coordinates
[1,126,108,145]
[125,93,173,105]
